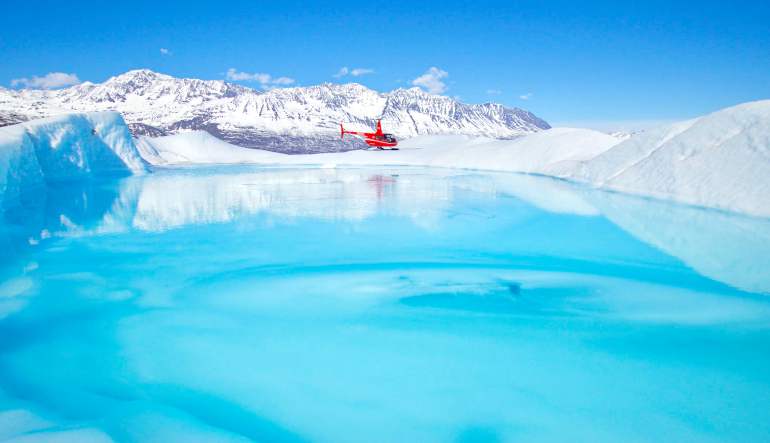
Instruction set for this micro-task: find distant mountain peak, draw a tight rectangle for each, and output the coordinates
[105,68,168,86]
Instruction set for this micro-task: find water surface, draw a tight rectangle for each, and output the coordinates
[1,166,769,442]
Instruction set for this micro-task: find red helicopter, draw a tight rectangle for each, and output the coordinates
[340,119,398,150]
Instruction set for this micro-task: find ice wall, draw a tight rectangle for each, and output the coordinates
[0,112,146,211]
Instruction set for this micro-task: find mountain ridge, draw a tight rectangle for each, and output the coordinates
[0,69,550,153]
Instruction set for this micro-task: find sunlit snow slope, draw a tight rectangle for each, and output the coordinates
[565,100,770,217]
[136,129,618,172]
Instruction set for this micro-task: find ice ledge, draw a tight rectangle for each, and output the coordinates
[0,111,147,211]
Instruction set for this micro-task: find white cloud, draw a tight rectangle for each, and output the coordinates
[486,89,502,95]
[226,69,270,83]
[271,76,295,85]
[519,92,533,100]
[160,48,172,56]
[350,68,374,77]
[11,72,81,89]
[333,67,349,78]
[333,67,374,78]
[225,68,295,89]
[412,67,448,94]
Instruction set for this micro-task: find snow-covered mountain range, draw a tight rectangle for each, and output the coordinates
[0,69,550,153]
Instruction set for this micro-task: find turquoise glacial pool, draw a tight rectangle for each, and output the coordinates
[1,166,769,442]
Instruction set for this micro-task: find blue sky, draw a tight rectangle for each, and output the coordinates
[1,0,769,128]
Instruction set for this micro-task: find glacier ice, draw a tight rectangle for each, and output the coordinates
[2,98,770,442]
[0,112,146,212]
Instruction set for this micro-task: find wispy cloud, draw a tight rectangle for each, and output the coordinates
[412,67,448,94]
[350,68,374,77]
[519,92,533,100]
[160,48,172,56]
[486,89,502,95]
[270,76,295,85]
[11,72,81,89]
[333,67,375,78]
[226,69,270,83]
[226,68,296,89]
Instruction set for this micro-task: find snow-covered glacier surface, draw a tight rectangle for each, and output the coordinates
[567,100,770,217]
[1,166,769,442]
[137,99,770,217]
